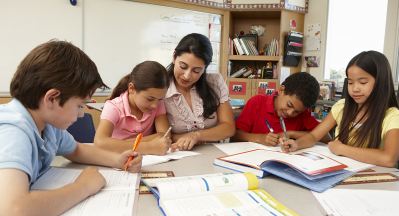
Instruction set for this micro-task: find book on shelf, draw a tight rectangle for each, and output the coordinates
[233,38,245,55]
[214,146,373,192]
[142,172,299,216]
[264,38,279,56]
[288,41,303,47]
[239,38,250,55]
[32,167,140,216]
[287,51,302,56]
[230,67,248,78]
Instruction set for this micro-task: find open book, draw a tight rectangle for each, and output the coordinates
[214,149,356,192]
[142,172,299,216]
[32,167,139,216]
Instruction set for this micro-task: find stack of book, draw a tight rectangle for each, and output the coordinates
[283,30,303,66]
[232,37,259,55]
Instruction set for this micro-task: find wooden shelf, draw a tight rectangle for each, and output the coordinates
[229,55,280,61]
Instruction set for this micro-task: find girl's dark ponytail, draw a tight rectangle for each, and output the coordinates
[110,74,130,100]
[109,61,169,100]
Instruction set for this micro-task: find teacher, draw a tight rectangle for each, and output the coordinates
[164,33,235,150]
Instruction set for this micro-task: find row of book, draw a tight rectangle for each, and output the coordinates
[231,37,259,55]
[229,65,277,79]
[264,38,279,56]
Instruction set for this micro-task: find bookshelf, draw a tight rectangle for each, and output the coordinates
[222,9,304,102]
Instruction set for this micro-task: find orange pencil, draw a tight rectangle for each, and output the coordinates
[124,133,143,171]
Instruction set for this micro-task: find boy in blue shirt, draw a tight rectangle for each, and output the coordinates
[0,40,142,215]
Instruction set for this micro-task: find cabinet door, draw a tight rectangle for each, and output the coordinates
[0,0,83,94]
[227,78,252,102]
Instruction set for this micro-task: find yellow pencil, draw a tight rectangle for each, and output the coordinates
[124,133,143,171]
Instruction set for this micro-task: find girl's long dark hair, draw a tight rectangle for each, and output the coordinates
[337,51,399,148]
[166,33,219,119]
[110,61,169,99]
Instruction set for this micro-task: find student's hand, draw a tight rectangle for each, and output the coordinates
[119,151,142,172]
[328,139,344,155]
[264,132,280,146]
[151,136,172,155]
[171,131,200,151]
[74,167,106,195]
[280,138,298,153]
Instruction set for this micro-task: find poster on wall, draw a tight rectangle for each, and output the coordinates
[305,23,321,51]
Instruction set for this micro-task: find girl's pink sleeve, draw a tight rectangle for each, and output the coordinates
[100,101,120,126]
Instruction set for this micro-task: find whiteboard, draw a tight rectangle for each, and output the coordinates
[0,0,82,94]
[84,0,221,90]
[0,0,221,94]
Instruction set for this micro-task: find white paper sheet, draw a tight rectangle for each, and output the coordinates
[213,142,280,155]
[142,150,200,167]
[313,188,399,216]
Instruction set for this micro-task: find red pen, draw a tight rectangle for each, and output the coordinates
[124,133,142,171]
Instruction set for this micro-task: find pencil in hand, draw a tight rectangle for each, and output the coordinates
[163,126,172,138]
[124,133,143,171]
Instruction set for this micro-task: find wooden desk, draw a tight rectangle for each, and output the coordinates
[54,144,399,216]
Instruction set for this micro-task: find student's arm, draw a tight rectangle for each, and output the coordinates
[328,129,399,167]
[281,112,336,152]
[171,102,235,150]
[285,131,331,143]
[0,168,105,216]
[233,129,280,146]
[94,119,170,155]
[65,143,141,171]
[136,115,170,141]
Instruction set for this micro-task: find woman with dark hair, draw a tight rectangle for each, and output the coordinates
[165,33,235,150]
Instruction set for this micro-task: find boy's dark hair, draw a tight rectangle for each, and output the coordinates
[338,50,399,148]
[10,40,108,109]
[281,72,320,108]
[110,61,169,99]
[166,33,218,119]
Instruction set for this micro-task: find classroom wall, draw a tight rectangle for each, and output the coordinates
[302,0,328,81]
[303,0,399,82]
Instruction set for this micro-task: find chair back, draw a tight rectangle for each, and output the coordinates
[67,113,95,143]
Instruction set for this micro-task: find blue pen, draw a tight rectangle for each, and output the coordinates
[278,116,289,148]
[264,119,274,133]
[279,116,288,140]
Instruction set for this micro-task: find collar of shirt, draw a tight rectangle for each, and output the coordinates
[4,99,57,146]
[265,92,279,114]
[121,91,151,121]
[165,79,196,99]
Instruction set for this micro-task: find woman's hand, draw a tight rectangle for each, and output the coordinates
[171,131,200,151]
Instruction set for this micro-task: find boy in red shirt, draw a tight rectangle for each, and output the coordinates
[233,72,330,146]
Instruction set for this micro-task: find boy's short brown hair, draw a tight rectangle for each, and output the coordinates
[10,40,107,109]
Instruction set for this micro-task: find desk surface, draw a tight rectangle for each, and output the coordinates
[54,144,399,216]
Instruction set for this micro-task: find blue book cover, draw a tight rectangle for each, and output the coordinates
[260,161,354,192]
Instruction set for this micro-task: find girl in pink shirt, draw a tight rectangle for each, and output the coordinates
[94,61,172,155]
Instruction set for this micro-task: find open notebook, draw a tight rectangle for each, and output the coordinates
[213,144,374,192]
[32,167,139,216]
[142,172,299,216]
